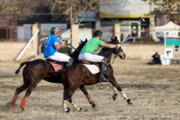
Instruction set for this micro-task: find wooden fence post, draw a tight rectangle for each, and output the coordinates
[114,24,121,41]
[32,23,39,55]
[72,24,79,51]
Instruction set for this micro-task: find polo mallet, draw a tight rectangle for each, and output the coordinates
[121,16,145,44]
[68,45,79,52]
[121,28,135,44]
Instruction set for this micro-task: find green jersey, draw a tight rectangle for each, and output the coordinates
[80,37,104,54]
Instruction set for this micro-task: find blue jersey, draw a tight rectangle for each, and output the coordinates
[44,34,59,58]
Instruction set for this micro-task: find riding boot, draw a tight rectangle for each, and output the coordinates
[98,62,108,82]
[65,58,74,68]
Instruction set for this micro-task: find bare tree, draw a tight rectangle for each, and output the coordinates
[45,0,99,24]
[0,0,8,13]
[143,0,180,15]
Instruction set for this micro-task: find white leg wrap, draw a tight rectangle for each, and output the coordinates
[72,102,81,111]
[63,100,68,112]
[113,87,118,94]
[121,91,128,100]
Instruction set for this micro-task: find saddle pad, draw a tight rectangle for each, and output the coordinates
[83,64,99,74]
[49,61,63,71]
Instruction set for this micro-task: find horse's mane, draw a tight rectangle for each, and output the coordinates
[70,39,88,63]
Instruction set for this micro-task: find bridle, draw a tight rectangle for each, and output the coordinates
[112,47,123,64]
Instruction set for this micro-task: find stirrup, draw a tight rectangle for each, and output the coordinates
[98,76,109,82]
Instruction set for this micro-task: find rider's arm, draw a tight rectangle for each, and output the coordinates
[101,43,121,48]
[54,43,68,49]
[53,36,68,49]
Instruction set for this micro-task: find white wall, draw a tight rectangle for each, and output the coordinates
[18,23,92,43]
[17,24,32,41]
[79,28,92,41]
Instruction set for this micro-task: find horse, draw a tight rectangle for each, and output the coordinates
[60,37,132,112]
[8,39,87,111]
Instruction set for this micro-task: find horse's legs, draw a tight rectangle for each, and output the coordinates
[10,74,31,106]
[20,81,40,111]
[112,87,118,100]
[79,85,96,108]
[62,86,81,112]
[10,82,30,106]
[109,76,132,104]
[67,98,81,111]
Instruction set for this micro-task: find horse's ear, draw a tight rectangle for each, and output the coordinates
[115,36,117,40]
[111,37,116,42]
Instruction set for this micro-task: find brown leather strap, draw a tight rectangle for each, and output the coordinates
[79,60,92,64]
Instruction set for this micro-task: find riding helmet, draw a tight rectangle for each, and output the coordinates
[93,30,102,37]
[50,27,60,34]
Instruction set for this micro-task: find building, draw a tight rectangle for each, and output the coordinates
[97,0,152,41]
[0,15,17,42]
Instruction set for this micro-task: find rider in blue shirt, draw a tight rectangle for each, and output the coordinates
[44,27,73,65]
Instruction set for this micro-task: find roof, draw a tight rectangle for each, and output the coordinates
[155,21,180,32]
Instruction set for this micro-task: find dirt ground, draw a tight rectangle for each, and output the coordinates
[0,59,180,120]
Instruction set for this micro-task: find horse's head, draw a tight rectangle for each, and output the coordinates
[110,36,126,59]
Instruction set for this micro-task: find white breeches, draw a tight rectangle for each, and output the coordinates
[47,52,71,62]
[78,53,104,62]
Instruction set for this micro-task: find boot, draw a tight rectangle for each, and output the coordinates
[98,62,108,82]
[65,58,74,68]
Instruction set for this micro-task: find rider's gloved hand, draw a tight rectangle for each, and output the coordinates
[116,44,122,48]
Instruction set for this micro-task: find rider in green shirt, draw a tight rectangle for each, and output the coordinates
[78,30,121,82]
[80,37,104,54]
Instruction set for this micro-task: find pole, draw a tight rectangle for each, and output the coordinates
[16,29,39,61]
[70,7,92,52]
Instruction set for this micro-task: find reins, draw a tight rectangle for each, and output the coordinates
[68,45,80,52]
[94,45,119,64]
[112,54,118,64]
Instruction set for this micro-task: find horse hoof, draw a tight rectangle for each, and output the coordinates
[92,104,96,108]
[65,107,71,113]
[112,93,117,100]
[127,99,132,104]
[5,102,12,107]
[78,108,83,112]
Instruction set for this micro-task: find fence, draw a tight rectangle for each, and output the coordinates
[0,23,39,61]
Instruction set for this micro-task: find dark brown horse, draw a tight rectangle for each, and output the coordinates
[60,37,132,112]
[9,39,87,111]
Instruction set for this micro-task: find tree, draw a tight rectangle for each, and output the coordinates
[144,0,180,15]
[46,0,99,24]
[0,0,8,13]
[0,0,99,23]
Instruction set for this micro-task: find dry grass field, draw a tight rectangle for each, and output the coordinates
[0,59,180,120]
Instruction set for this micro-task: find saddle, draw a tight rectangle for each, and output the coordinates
[46,59,67,71]
[79,60,100,74]
[79,60,108,76]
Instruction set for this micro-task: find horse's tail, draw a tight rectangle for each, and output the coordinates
[15,61,30,74]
